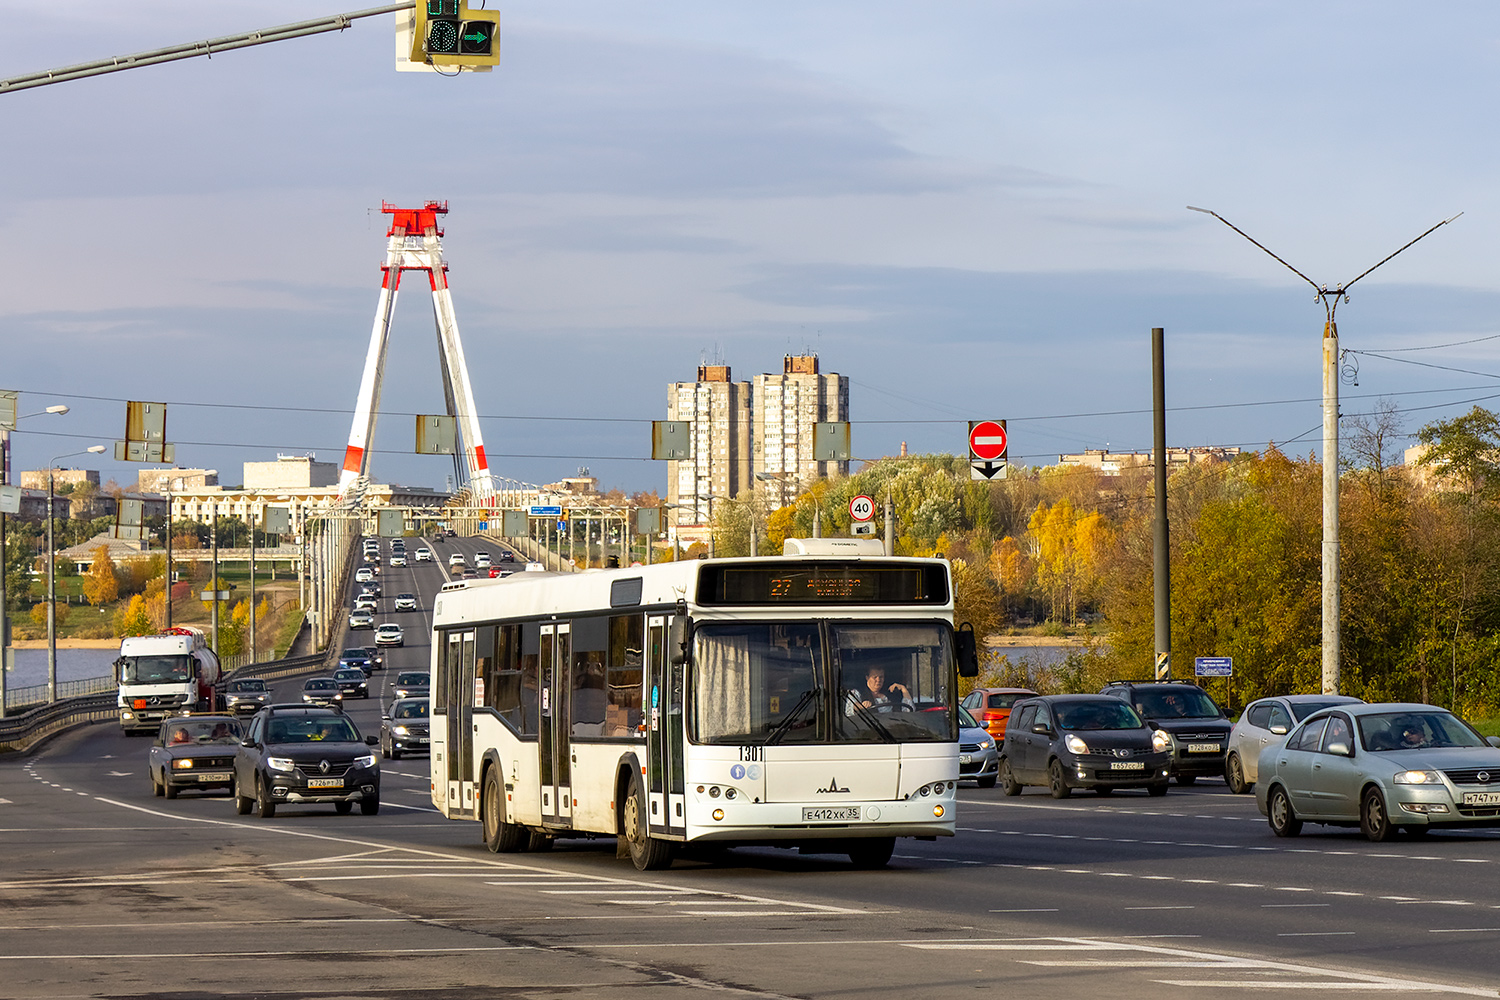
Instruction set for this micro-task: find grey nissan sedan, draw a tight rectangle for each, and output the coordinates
[1256,702,1500,841]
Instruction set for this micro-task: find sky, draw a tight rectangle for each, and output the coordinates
[6,1,1500,496]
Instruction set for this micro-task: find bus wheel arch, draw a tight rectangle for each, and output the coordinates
[620,764,674,871]
[480,760,525,853]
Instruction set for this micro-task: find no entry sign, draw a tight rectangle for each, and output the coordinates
[968,420,1007,461]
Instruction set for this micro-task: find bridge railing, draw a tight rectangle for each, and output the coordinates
[0,651,332,755]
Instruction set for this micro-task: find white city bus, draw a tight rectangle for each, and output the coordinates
[428,538,979,870]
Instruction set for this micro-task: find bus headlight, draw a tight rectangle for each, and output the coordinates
[712,809,725,821]
[933,805,944,818]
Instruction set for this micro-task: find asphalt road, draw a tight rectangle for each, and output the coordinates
[2,537,1498,998]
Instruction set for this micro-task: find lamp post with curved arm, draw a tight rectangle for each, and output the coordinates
[48,444,107,703]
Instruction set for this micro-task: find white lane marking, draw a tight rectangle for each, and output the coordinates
[0,946,535,961]
[1125,906,1194,910]
[911,936,1500,997]
[990,908,1059,913]
[1263,903,1330,908]
[1278,931,1357,936]
[1158,982,1411,990]
[1429,928,1500,933]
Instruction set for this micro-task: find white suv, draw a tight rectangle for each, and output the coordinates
[414,548,432,562]
[448,553,466,568]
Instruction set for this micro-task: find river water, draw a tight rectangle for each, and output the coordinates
[7,648,118,689]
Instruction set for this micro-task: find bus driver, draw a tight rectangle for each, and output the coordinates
[847,666,910,714]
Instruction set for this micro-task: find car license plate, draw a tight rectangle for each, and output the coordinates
[1187,743,1222,753]
[1109,761,1145,770]
[1462,791,1500,806]
[306,778,344,789]
[416,738,429,745]
[959,754,972,764]
[802,806,860,822]
[197,772,232,782]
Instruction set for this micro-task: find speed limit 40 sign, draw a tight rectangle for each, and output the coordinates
[849,494,875,522]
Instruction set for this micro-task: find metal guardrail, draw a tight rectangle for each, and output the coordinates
[0,692,119,754]
[0,652,332,755]
[3,675,117,712]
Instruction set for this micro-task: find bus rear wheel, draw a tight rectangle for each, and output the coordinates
[622,772,674,871]
[482,768,526,853]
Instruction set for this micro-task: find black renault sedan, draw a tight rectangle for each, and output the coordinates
[233,705,380,818]
[999,694,1172,798]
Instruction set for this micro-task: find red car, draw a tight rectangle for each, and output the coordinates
[960,687,1039,739]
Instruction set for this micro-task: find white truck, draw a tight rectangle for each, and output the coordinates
[116,627,223,735]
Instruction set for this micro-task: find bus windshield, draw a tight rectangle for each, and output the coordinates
[119,655,193,684]
[693,620,956,745]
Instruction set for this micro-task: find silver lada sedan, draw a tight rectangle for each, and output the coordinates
[1256,702,1500,841]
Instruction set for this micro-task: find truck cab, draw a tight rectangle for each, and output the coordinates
[117,628,222,735]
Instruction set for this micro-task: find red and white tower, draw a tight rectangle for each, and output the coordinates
[339,201,495,503]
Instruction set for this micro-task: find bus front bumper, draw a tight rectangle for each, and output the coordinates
[685,794,957,842]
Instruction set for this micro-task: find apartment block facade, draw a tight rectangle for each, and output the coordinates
[666,364,752,528]
[666,355,848,528]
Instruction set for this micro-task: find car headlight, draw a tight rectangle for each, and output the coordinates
[1152,729,1171,752]
[172,758,195,769]
[978,738,994,750]
[354,754,377,769]
[1064,734,1090,755]
[393,725,411,736]
[1394,769,1444,785]
[267,757,296,772]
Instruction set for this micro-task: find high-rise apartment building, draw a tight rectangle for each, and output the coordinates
[752,354,850,507]
[666,364,752,529]
[664,355,849,533]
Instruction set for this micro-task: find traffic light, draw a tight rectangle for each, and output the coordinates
[411,0,499,69]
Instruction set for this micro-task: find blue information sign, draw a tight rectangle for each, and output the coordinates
[529,505,562,517]
[1195,656,1233,677]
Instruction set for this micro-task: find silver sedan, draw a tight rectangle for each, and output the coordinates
[1256,702,1500,841]
[1225,693,1363,793]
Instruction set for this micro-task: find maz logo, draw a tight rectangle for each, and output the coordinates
[816,776,850,794]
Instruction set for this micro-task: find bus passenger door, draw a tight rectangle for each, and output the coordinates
[446,630,477,819]
[647,615,687,838]
[540,623,573,826]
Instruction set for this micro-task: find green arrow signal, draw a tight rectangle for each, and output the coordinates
[463,29,489,43]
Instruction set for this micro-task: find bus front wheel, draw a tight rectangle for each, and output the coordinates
[622,772,674,871]
[481,768,525,853]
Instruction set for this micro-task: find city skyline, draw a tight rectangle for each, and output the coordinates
[5,3,1500,495]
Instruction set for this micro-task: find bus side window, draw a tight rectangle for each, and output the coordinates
[519,623,541,736]
[608,614,644,737]
[571,617,608,736]
[490,624,522,727]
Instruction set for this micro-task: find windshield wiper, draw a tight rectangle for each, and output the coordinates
[766,689,822,745]
[846,696,897,743]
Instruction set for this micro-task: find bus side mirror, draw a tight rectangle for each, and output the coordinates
[670,616,693,666]
[956,623,979,678]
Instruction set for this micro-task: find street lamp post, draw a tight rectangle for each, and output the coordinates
[48,444,106,702]
[0,403,70,717]
[1189,207,1459,694]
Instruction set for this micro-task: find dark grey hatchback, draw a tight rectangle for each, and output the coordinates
[999,694,1172,798]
